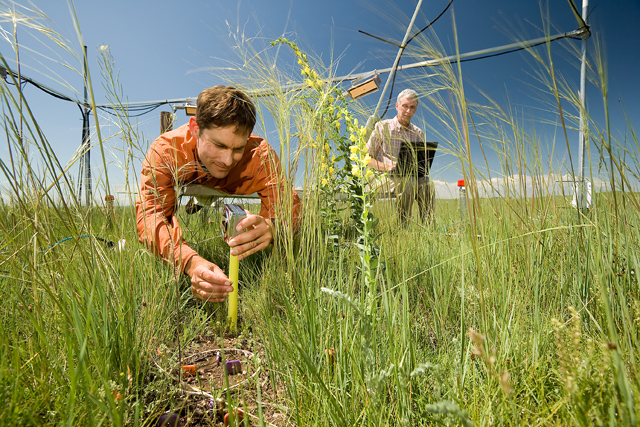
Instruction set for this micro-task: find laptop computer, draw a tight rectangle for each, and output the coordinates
[393,141,438,177]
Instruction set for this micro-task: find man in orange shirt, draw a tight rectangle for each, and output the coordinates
[136,86,300,303]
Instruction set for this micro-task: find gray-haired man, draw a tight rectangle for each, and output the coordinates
[366,89,435,224]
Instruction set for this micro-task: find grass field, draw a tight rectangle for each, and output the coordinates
[1,6,639,427]
[2,190,639,426]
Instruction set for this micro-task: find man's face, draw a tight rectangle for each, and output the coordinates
[190,118,248,179]
[395,96,418,127]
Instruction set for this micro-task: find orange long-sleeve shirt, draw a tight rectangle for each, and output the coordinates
[135,123,301,273]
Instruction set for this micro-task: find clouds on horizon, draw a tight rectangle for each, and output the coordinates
[432,173,617,200]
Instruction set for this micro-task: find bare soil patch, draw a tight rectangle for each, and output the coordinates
[167,335,289,426]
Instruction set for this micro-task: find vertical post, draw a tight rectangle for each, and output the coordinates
[77,145,84,197]
[78,46,91,206]
[81,108,91,206]
[160,111,173,134]
[577,0,589,209]
[365,0,424,132]
[83,45,91,206]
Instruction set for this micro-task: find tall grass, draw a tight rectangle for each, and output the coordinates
[1,3,639,426]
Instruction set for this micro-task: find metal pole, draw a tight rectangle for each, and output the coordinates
[82,110,91,206]
[87,29,585,108]
[77,144,84,197]
[160,111,173,134]
[82,45,91,206]
[577,0,589,209]
[365,0,424,131]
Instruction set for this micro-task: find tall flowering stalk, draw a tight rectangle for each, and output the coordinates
[271,38,379,292]
[348,125,379,299]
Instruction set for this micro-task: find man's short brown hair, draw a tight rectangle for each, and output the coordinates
[195,86,256,136]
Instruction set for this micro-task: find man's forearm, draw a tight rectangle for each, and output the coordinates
[184,254,205,277]
[137,201,198,273]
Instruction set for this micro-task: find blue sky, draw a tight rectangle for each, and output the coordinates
[0,0,638,200]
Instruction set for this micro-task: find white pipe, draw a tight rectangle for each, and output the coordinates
[366,0,424,130]
[577,0,589,209]
[92,29,587,108]
[386,29,586,73]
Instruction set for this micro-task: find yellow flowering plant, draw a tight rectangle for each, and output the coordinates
[271,37,380,287]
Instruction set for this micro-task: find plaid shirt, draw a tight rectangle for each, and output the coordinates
[366,116,425,169]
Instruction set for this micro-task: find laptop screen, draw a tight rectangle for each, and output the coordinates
[393,141,438,177]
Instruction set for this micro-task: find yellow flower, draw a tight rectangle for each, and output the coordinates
[328,167,335,174]
[321,178,328,186]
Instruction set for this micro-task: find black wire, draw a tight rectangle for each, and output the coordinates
[358,30,401,48]
[379,0,455,118]
[457,38,566,63]
[5,66,170,118]
[18,73,81,104]
[96,102,166,117]
[407,0,455,45]
[380,72,399,118]
[587,4,597,21]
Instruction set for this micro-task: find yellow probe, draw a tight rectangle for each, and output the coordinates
[228,250,239,331]
[221,204,246,332]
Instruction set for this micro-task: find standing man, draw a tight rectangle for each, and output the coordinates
[136,86,300,303]
[366,89,435,225]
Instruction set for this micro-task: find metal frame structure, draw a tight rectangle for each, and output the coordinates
[4,3,591,207]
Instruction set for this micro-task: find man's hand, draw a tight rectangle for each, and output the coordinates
[228,211,273,261]
[367,158,395,172]
[185,255,234,303]
[380,162,395,172]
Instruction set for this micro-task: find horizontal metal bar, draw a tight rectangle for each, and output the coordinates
[93,27,587,108]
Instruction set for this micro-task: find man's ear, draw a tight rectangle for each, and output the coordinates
[188,116,199,137]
